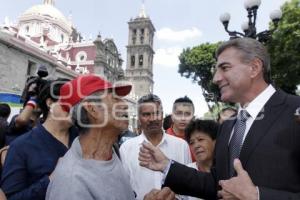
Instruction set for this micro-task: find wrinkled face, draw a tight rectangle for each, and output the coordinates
[86,92,129,132]
[100,93,129,132]
[189,131,215,164]
[213,48,252,104]
[172,103,194,132]
[139,102,163,135]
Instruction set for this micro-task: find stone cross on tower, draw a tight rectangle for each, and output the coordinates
[43,0,55,6]
[139,0,147,18]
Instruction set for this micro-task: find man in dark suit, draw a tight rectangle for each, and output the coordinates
[139,38,300,200]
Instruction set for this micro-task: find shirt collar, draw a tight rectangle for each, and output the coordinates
[34,123,70,153]
[239,84,276,119]
[138,130,168,147]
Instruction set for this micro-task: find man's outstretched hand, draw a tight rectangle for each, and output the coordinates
[144,187,176,200]
[139,142,170,172]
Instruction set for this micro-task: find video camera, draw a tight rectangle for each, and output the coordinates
[20,65,49,106]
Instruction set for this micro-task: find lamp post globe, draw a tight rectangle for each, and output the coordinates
[220,0,282,43]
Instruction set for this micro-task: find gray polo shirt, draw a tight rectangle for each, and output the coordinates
[46,137,135,200]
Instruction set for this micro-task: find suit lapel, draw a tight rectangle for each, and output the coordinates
[239,90,287,167]
[217,118,236,179]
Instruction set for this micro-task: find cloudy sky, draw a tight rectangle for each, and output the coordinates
[0,0,288,117]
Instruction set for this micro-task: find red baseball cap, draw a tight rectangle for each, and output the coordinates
[59,75,132,112]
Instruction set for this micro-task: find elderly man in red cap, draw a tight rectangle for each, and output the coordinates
[45,75,136,199]
[45,75,175,200]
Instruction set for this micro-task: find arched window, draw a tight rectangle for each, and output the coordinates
[140,29,145,44]
[139,55,143,67]
[133,29,137,35]
[61,34,64,42]
[131,55,135,67]
[140,28,145,44]
[132,29,137,45]
[107,58,111,67]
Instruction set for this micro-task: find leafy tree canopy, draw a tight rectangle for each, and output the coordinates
[178,42,221,108]
[268,0,300,94]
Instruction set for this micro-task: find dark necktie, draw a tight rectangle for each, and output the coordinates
[229,110,250,177]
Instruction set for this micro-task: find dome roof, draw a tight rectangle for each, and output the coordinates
[19,4,72,33]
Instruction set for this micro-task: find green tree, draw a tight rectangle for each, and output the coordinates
[268,0,300,94]
[178,42,221,111]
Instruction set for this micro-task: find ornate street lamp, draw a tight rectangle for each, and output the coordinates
[220,0,282,43]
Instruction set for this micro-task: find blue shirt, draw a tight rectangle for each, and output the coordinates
[5,115,33,145]
[1,123,78,200]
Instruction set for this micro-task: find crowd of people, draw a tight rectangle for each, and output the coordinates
[0,37,299,200]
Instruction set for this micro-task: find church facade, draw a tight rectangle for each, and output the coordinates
[0,0,125,93]
[0,0,156,130]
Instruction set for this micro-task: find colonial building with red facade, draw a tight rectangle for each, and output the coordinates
[0,0,155,130]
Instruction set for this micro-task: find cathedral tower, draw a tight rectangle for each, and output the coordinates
[125,3,155,99]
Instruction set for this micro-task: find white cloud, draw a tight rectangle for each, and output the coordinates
[156,27,202,42]
[154,47,182,68]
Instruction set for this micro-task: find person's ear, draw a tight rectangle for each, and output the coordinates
[250,58,263,79]
[82,102,98,119]
[171,113,175,122]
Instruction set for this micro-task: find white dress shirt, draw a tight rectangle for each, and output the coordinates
[229,84,276,144]
[228,84,276,200]
[120,132,192,200]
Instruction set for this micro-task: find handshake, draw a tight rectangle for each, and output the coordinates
[139,142,259,200]
[144,187,175,200]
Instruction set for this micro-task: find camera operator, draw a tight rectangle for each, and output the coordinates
[5,66,48,145]
[1,78,78,200]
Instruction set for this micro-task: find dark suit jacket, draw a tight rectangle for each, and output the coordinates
[163,90,300,200]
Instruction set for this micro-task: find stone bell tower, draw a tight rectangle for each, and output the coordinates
[125,2,155,99]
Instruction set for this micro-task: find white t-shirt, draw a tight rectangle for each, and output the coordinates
[120,132,192,200]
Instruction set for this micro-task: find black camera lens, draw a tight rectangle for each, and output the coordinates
[37,65,48,78]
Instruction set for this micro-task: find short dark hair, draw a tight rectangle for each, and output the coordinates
[185,119,219,143]
[37,78,70,120]
[138,94,162,105]
[137,94,162,114]
[173,96,194,112]
[163,114,173,130]
[0,103,11,118]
